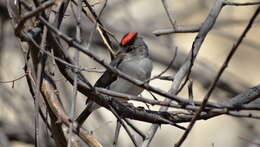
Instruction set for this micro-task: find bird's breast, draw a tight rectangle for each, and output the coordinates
[108,57,152,96]
[120,57,152,81]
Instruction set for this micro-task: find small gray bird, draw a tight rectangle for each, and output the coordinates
[76,32,153,125]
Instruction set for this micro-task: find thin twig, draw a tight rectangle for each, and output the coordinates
[15,0,55,36]
[145,47,177,83]
[123,119,146,140]
[153,25,201,36]
[153,1,260,36]
[142,1,228,146]
[68,0,82,146]
[188,80,194,104]
[113,119,121,147]
[34,24,48,147]
[109,105,139,147]
[158,76,174,81]
[83,0,115,57]
[22,31,102,74]
[0,73,27,86]
[161,0,176,30]
[224,1,260,6]
[98,0,108,18]
[175,6,260,147]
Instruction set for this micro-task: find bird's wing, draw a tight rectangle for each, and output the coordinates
[81,53,126,120]
[94,54,125,88]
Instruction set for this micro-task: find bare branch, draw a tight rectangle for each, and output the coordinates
[153,25,200,36]
[142,0,227,146]
[68,0,82,146]
[224,1,260,6]
[175,5,260,147]
[161,0,177,30]
[15,0,55,36]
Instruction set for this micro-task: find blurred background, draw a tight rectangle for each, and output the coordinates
[0,0,260,146]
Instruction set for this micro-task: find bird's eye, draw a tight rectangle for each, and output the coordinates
[125,46,134,52]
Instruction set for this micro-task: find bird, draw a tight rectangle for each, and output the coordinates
[76,32,153,126]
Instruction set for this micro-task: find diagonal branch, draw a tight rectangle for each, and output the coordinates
[141,0,227,146]
[175,5,260,147]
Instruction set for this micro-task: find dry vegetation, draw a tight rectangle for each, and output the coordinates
[0,0,260,147]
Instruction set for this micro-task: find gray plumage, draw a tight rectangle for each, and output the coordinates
[76,34,153,125]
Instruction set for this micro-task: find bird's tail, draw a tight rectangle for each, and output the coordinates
[76,101,99,126]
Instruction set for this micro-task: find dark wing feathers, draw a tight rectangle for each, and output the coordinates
[94,55,124,88]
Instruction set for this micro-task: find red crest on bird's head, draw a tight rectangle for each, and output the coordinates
[120,32,138,46]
